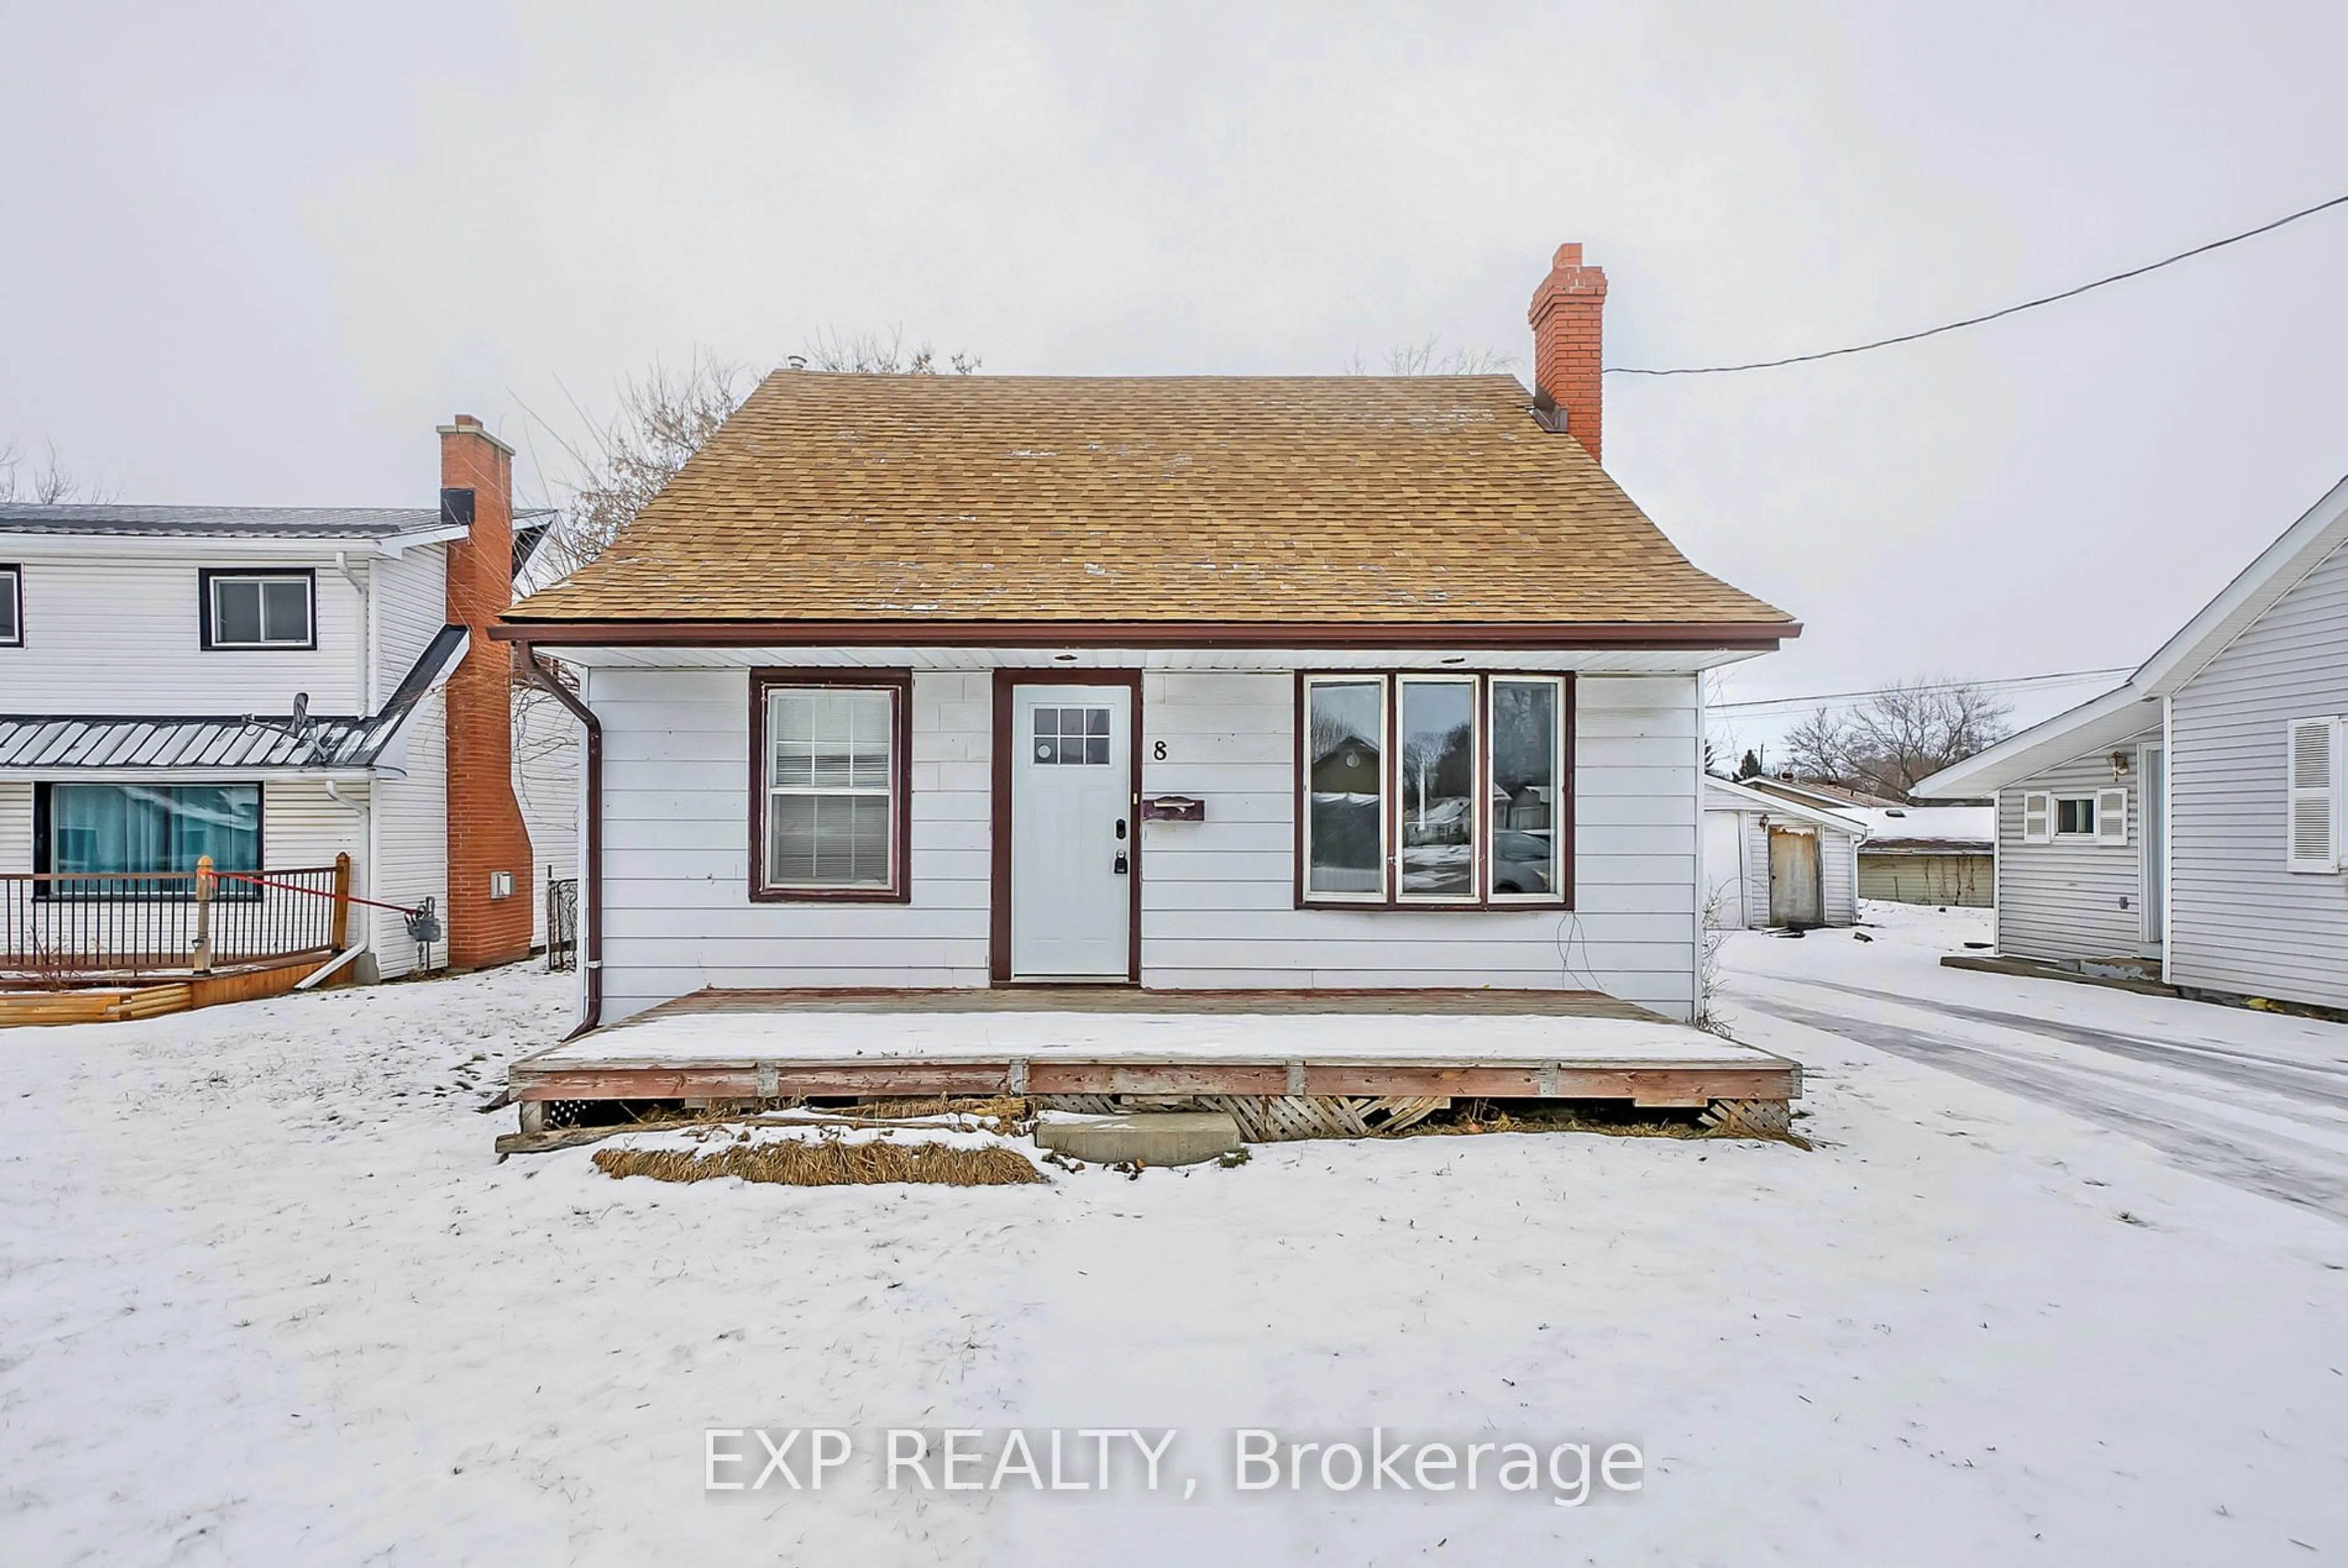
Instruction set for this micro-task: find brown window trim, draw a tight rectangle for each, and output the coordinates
[748,668,915,904]
[1292,670,1575,912]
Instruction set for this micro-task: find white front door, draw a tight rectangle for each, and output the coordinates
[1010,683,1134,979]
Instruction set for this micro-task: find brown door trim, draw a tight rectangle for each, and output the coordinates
[989,669,1145,987]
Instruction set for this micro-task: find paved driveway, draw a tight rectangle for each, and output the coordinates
[1725,952,2348,1223]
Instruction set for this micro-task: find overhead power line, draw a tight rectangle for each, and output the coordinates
[1608,191,2348,377]
[1710,666,2135,713]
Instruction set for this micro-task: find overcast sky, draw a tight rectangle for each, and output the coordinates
[4,4,2343,743]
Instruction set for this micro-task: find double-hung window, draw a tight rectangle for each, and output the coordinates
[0,564,20,646]
[201,569,314,649]
[752,672,911,901]
[1299,672,1571,907]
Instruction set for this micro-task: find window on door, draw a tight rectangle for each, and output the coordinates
[1298,672,1571,908]
[751,672,911,901]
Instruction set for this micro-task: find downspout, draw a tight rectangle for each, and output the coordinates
[514,641,602,1036]
[334,551,377,968]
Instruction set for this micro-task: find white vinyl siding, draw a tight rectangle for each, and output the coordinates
[260,779,367,872]
[588,664,1715,1025]
[2169,537,2348,1007]
[0,780,31,872]
[1140,671,1702,1017]
[0,554,367,712]
[515,685,580,948]
[594,667,993,1023]
[1994,733,2156,963]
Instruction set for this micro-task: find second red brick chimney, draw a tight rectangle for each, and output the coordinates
[438,414,534,971]
[1527,241,1609,465]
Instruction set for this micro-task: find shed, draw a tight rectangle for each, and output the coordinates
[1702,777,1863,929]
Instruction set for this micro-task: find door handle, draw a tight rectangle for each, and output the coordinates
[1113,850,1130,875]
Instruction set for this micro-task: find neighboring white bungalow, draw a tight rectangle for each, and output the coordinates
[0,417,557,981]
[497,245,1800,1029]
[1701,776,1861,929]
[1916,469,2348,1010]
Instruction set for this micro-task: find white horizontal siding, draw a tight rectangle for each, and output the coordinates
[2169,537,2348,1007]
[1,554,367,713]
[1993,734,2155,962]
[594,667,993,1022]
[587,667,1708,1023]
[0,781,29,872]
[369,692,446,979]
[262,779,367,870]
[370,549,446,705]
[514,687,580,948]
[1139,671,1700,1017]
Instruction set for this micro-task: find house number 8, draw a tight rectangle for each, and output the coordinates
[1152,740,1167,761]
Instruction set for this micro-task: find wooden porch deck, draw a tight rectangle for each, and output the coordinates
[510,987,1801,1114]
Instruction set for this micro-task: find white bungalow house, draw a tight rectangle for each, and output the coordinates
[0,416,563,982]
[1916,468,2348,1012]
[1701,776,1862,930]
[497,244,1800,1031]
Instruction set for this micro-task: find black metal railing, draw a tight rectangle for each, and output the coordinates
[545,875,578,972]
[1,859,349,981]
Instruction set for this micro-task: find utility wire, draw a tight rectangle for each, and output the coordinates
[1608,192,2348,377]
[1710,666,2134,713]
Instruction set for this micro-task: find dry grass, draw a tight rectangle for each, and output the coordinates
[593,1137,1046,1188]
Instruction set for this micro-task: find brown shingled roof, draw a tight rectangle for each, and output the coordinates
[506,372,1793,639]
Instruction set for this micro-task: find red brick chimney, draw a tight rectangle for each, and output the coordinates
[1527,241,1609,465]
[438,414,534,971]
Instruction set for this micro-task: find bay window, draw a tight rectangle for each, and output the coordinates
[751,671,912,901]
[1299,672,1571,908]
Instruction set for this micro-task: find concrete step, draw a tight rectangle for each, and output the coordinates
[1035,1111,1242,1167]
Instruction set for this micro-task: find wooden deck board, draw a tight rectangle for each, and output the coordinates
[512,987,1800,1110]
[629,986,1664,1023]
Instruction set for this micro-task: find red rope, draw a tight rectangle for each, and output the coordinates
[210,869,423,918]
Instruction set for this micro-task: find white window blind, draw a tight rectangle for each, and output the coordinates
[2286,716,2341,874]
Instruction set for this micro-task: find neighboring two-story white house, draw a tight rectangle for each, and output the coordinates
[0,416,563,980]
[1916,468,2348,1013]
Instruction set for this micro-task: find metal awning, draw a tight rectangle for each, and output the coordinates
[0,625,468,773]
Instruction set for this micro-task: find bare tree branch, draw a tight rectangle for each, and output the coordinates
[1774,678,2012,801]
[0,439,111,504]
[1343,335,1517,375]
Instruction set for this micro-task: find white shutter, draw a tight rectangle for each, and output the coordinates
[2095,788,2129,845]
[2286,716,2340,874]
[2021,791,2051,845]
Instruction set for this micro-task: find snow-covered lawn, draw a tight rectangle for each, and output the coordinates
[2,926,2343,1565]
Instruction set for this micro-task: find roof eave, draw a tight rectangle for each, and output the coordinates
[1912,684,2160,798]
[491,617,1800,652]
